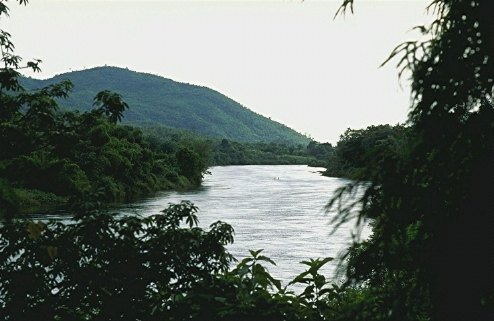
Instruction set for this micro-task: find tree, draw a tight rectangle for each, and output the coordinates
[175,146,206,186]
[0,0,40,95]
[0,1,211,215]
[0,201,236,320]
[324,124,408,179]
[331,1,494,320]
[93,90,129,124]
[0,0,48,217]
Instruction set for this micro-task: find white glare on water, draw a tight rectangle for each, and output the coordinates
[119,165,370,285]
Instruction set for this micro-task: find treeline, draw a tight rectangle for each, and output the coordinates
[1,71,331,216]
[21,66,312,146]
[212,139,333,166]
[0,82,209,217]
[322,124,408,179]
[142,124,333,167]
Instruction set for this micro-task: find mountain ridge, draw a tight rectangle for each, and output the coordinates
[21,66,311,146]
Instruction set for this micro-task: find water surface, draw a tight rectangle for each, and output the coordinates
[119,165,366,284]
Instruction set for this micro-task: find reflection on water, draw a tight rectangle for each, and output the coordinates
[119,165,367,284]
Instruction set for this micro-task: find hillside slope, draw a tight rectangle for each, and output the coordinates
[21,67,310,145]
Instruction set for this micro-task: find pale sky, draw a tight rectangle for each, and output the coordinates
[4,0,431,143]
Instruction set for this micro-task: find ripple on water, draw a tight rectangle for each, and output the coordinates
[33,165,368,288]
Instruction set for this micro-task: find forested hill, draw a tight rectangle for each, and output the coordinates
[21,66,310,146]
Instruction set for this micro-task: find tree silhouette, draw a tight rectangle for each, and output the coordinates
[332,1,494,320]
[93,90,129,124]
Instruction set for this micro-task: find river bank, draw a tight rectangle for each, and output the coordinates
[25,165,368,283]
[115,165,366,283]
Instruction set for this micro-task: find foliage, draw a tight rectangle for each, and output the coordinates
[143,125,329,166]
[0,179,18,219]
[330,1,494,320]
[21,66,311,146]
[0,201,235,320]
[306,141,334,167]
[0,89,208,213]
[212,138,324,166]
[0,199,369,321]
[11,188,66,214]
[6,0,494,320]
[0,6,212,215]
[93,90,129,124]
[175,146,207,186]
[1,1,379,320]
[324,124,408,179]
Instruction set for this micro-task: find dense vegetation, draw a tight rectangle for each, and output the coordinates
[213,139,310,166]
[329,1,494,320]
[21,66,311,146]
[323,124,408,179]
[1,199,358,321]
[142,124,332,167]
[0,58,209,216]
[2,0,494,320]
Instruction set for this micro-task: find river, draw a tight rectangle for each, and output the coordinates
[116,165,368,285]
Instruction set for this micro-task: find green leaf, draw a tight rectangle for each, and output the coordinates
[256,255,276,266]
[249,249,264,258]
[214,297,227,303]
[314,274,326,289]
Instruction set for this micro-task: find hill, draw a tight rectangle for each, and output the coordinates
[21,66,310,146]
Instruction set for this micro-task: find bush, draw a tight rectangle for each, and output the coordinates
[0,201,234,320]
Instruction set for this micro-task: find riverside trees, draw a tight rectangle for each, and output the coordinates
[329,1,494,320]
[0,2,210,217]
[2,0,494,320]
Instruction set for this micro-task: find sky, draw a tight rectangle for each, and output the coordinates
[3,0,431,143]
